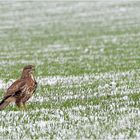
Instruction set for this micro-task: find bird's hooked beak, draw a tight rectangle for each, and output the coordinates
[32,65,35,71]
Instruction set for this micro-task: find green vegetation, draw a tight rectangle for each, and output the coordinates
[0,1,140,139]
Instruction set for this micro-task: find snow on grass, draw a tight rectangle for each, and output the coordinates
[0,0,140,139]
[0,69,140,104]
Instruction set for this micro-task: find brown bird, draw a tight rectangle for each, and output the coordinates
[0,65,37,110]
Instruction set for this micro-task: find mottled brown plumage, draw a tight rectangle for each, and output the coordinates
[0,65,37,110]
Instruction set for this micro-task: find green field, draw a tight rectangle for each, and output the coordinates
[0,1,140,139]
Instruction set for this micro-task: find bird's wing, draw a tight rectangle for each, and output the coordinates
[4,79,26,98]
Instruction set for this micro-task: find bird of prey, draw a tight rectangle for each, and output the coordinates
[0,65,37,110]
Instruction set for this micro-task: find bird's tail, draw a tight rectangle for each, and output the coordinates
[0,96,14,110]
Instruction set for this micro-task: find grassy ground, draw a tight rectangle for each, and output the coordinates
[0,1,140,139]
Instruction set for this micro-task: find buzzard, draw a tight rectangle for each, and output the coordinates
[0,65,37,110]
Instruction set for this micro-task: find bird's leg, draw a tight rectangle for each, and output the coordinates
[23,102,27,111]
[16,101,22,108]
[16,101,24,111]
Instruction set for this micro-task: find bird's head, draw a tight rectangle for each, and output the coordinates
[23,65,35,72]
[21,65,35,78]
